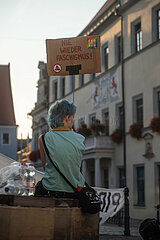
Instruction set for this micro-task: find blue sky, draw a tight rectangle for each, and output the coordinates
[0,0,106,139]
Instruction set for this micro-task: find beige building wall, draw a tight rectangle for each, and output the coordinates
[125,44,160,129]
[123,0,160,57]
[47,0,160,220]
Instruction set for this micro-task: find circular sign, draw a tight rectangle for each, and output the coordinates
[53,63,62,73]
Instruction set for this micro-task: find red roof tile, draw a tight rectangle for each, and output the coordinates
[0,64,16,125]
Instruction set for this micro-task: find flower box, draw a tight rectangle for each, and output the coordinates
[90,119,106,136]
[129,123,142,140]
[77,123,92,138]
[110,128,123,143]
[150,116,160,133]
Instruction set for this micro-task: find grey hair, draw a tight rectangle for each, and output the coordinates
[48,100,76,129]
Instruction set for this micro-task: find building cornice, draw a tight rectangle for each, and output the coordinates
[79,0,141,37]
[28,101,48,117]
[79,1,121,36]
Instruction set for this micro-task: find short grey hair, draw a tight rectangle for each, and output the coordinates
[48,100,76,129]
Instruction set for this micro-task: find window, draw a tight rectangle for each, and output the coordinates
[131,18,142,54]
[102,109,109,136]
[89,113,96,125]
[78,117,85,128]
[158,91,160,115]
[152,3,160,42]
[70,76,73,92]
[118,106,123,129]
[102,43,109,71]
[52,81,57,100]
[79,75,84,87]
[34,133,39,150]
[133,94,143,125]
[90,170,95,187]
[135,23,142,52]
[88,160,95,186]
[116,103,123,129]
[115,35,121,64]
[61,77,65,97]
[136,166,145,205]
[119,168,125,188]
[103,168,109,188]
[3,133,9,144]
[153,86,160,116]
[91,73,95,81]
[158,165,160,203]
[155,163,160,204]
[136,98,143,125]
[158,9,160,40]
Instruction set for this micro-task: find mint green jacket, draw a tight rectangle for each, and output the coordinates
[42,130,85,192]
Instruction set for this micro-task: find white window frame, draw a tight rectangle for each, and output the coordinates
[1,132,10,145]
[133,164,145,206]
[79,75,84,88]
[115,33,121,65]
[102,108,109,136]
[60,77,65,98]
[152,3,160,42]
[153,86,160,116]
[132,94,143,125]
[70,76,73,93]
[155,162,160,204]
[88,113,96,126]
[116,166,125,188]
[131,18,142,54]
[116,102,123,129]
[102,42,109,71]
[78,117,85,128]
[52,80,58,101]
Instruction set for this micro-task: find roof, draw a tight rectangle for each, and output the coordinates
[89,0,116,25]
[79,0,117,36]
[0,64,16,125]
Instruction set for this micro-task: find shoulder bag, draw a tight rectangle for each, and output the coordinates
[42,134,101,214]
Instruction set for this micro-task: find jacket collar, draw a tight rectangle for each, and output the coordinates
[51,126,72,131]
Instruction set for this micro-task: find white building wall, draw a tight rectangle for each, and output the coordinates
[123,0,160,57]
[124,44,160,130]
[47,0,160,220]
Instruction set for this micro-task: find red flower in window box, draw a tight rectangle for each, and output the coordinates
[150,116,160,133]
[77,123,92,138]
[129,123,142,140]
[90,119,106,136]
[110,128,123,143]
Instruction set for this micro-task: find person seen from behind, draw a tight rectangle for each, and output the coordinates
[34,100,85,198]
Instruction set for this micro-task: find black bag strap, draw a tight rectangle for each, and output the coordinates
[41,134,78,193]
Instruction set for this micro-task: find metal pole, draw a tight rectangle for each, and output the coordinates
[121,14,130,236]
[121,15,126,187]
[124,187,130,235]
[73,75,75,104]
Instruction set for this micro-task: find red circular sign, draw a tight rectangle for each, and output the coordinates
[53,63,62,73]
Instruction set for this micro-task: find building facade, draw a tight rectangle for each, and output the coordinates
[30,0,160,219]
[28,61,49,170]
[0,64,17,160]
